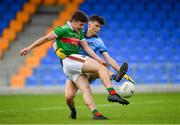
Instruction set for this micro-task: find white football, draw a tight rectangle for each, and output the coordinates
[119,81,135,98]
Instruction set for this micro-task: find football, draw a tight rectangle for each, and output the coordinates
[119,81,135,98]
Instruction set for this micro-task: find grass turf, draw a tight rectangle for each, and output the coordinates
[0,92,180,124]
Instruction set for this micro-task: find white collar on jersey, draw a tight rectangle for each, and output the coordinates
[67,21,74,30]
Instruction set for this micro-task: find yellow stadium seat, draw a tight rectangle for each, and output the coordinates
[43,0,56,5]
[17,12,30,24]
[19,66,32,77]
[59,11,71,22]
[72,0,84,4]
[52,19,64,27]
[23,3,36,15]
[10,75,25,88]
[25,56,40,68]
[3,28,16,42]
[65,3,78,13]
[30,0,42,5]
[10,20,23,32]
[58,0,70,5]
[0,37,10,51]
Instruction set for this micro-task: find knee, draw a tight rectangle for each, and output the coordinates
[98,64,108,72]
[65,95,74,102]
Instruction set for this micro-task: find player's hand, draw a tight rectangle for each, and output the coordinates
[124,74,135,84]
[20,47,32,56]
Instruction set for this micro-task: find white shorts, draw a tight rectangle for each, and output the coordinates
[62,54,89,82]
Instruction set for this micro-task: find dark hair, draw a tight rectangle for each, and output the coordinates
[70,10,88,23]
[90,15,106,25]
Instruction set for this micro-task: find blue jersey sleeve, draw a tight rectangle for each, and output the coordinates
[97,38,107,54]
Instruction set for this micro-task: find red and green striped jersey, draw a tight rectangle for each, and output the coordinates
[53,22,85,56]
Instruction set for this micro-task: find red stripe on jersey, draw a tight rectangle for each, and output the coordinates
[61,38,80,46]
[67,56,85,63]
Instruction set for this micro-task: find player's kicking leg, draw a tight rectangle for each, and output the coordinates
[82,57,129,105]
[65,79,78,119]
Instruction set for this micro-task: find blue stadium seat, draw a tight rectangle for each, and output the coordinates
[171,65,180,83]
[114,12,126,22]
[106,4,118,13]
[133,3,145,12]
[41,75,56,86]
[26,76,39,86]
[80,3,91,13]
[2,0,14,4]
[163,20,176,30]
[127,12,140,22]
[160,3,172,12]
[0,21,9,31]
[141,12,153,21]
[120,3,131,12]
[129,29,142,39]
[147,3,159,12]
[152,37,164,48]
[135,21,147,30]
[117,29,128,40]
[149,20,162,30]
[121,20,134,31]
[91,4,105,14]
[172,29,180,40]
[159,65,169,83]
[10,4,22,13]
[135,66,146,83]
[0,4,8,13]
[159,29,171,40]
[170,11,180,21]
[155,11,168,21]
[170,54,180,63]
[136,37,151,48]
[85,0,97,5]
[15,0,27,6]
[143,29,157,39]
[3,12,16,24]
[175,3,180,11]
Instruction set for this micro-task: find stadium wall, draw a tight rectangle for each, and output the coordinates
[0,84,180,95]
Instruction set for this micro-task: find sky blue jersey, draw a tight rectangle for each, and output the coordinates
[79,32,107,56]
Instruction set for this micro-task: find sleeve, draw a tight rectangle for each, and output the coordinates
[52,26,66,39]
[98,38,107,54]
[80,31,86,41]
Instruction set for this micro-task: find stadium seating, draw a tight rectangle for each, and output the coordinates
[79,0,179,84]
[10,0,180,87]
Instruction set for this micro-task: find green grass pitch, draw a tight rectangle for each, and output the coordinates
[0,92,180,124]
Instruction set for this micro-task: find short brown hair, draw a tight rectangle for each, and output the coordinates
[90,15,106,25]
[70,10,88,23]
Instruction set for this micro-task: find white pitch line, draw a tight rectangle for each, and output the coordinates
[0,100,165,113]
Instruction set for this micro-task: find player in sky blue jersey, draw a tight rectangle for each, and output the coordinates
[65,15,134,119]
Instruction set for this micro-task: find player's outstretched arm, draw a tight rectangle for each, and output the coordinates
[80,41,107,66]
[102,52,120,71]
[20,32,57,56]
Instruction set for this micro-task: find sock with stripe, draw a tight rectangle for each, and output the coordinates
[92,109,102,117]
[107,87,117,95]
